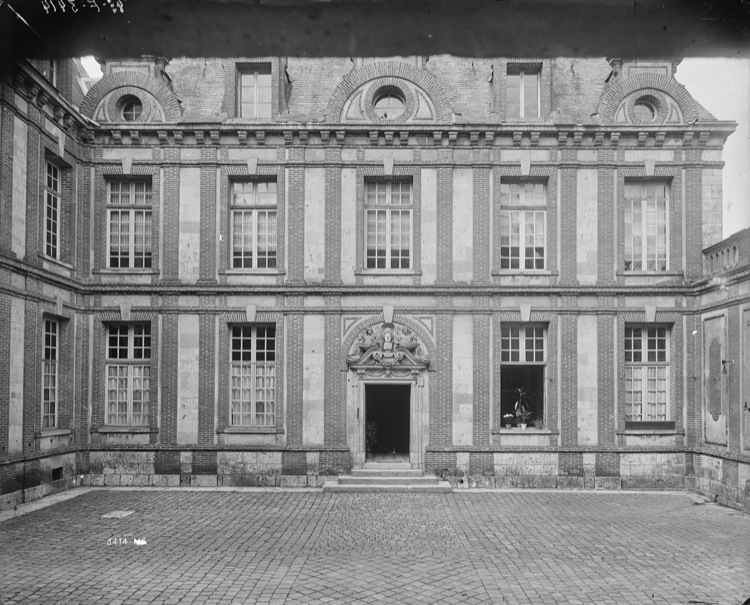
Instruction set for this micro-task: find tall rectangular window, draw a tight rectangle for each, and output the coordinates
[500,324,546,426]
[238,68,272,119]
[624,181,668,272]
[106,324,151,425]
[507,68,540,119]
[365,180,412,270]
[45,162,60,259]
[231,181,277,269]
[231,326,276,427]
[42,319,59,429]
[624,326,669,422]
[499,182,546,270]
[108,181,153,269]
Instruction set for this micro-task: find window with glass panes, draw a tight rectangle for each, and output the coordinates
[238,68,272,119]
[624,326,669,422]
[42,319,59,429]
[499,182,546,270]
[231,181,277,269]
[230,326,276,427]
[500,325,546,425]
[106,324,151,426]
[365,180,412,270]
[507,69,540,119]
[108,181,153,269]
[624,181,668,271]
[45,162,60,259]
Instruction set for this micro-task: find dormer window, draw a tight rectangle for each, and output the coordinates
[373,91,405,120]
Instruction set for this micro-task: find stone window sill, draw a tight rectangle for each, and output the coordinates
[220,269,285,276]
[491,270,558,277]
[357,269,421,277]
[96,426,156,433]
[220,427,285,434]
[39,254,75,271]
[617,271,683,278]
[94,269,160,275]
[492,428,557,435]
[36,428,73,438]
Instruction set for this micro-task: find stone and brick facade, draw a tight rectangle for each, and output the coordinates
[1,55,749,512]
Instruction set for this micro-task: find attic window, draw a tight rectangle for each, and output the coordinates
[121,96,142,122]
[373,91,405,120]
[633,100,656,123]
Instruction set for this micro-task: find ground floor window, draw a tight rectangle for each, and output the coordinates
[500,325,546,427]
[106,324,151,426]
[230,325,276,426]
[624,325,669,421]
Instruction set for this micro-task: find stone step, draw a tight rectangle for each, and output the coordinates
[362,462,413,470]
[352,469,424,478]
[322,480,452,494]
[338,475,439,486]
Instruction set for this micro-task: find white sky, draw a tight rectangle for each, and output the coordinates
[80,55,750,238]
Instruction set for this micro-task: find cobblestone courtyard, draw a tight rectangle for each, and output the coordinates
[1,488,748,604]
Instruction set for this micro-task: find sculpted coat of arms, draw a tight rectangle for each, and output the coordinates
[346,322,430,368]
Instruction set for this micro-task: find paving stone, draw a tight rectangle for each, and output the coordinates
[0,490,748,604]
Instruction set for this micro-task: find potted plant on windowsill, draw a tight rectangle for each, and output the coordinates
[514,387,532,430]
[503,413,514,429]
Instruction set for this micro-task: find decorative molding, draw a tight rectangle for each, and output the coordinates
[320,130,330,145]
[129,131,140,144]
[346,322,430,370]
[572,132,583,146]
[111,130,122,144]
[530,131,540,146]
[336,130,346,145]
[195,130,205,145]
[655,131,666,146]
[610,132,620,146]
[173,130,183,144]
[469,131,479,146]
[157,130,168,144]
[400,131,409,145]
[485,131,495,145]
[557,132,568,146]
[698,131,710,146]
[682,131,694,146]
[238,130,248,145]
[299,130,309,145]
[255,130,266,145]
[210,130,220,145]
[369,131,379,145]
[513,131,522,146]
[637,131,647,146]
[384,131,394,145]
[283,131,293,145]
[448,130,458,145]
[594,132,604,147]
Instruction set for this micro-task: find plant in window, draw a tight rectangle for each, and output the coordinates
[514,387,532,428]
[503,413,514,429]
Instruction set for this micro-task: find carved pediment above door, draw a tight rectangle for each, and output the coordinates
[346,322,430,373]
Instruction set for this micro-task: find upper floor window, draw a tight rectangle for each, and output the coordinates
[42,319,59,429]
[624,181,668,272]
[44,162,60,259]
[238,67,272,119]
[107,181,153,269]
[507,68,539,119]
[231,181,277,269]
[106,324,151,426]
[231,325,276,427]
[499,182,546,270]
[624,326,669,421]
[365,180,413,270]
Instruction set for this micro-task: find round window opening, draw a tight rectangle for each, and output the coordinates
[373,92,405,120]
[121,96,143,122]
[633,100,656,123]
